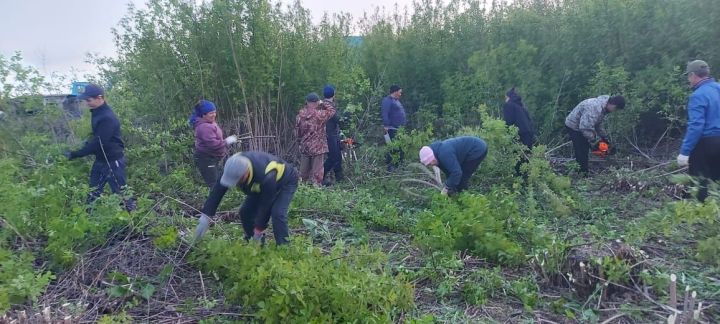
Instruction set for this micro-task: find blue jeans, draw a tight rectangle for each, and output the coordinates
[88,157,135,210]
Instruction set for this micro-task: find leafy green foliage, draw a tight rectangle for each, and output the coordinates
[193,238,413,322]
[150,226,179,250]
[0,249,54,312]
[414,190,552,266]
[461,267,504,306]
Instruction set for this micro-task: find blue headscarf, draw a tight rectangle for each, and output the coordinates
[188,100,217,127]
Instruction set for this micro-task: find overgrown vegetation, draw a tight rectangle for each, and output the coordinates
[2,0,720,322]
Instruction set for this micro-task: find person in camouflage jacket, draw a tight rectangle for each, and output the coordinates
[564,94,625,174]
[295,92,336,185]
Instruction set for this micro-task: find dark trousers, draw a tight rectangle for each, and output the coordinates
[88,157,135,211]
[385,129,404,170]
[515,132,535,175]
[567,126,590,173]
[194,152,222,188]
[456,153,487,193]
[324,136,343,179]
[689,136,720,202]
[239,173,298,245]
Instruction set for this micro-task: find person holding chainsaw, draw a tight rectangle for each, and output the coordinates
[194,151,299,244]
[322,85,344,185]
[189,100,238,188]
[419,136,488,196]
[565,95,626,174]
[677,60,720,202]
[63,83,136,211]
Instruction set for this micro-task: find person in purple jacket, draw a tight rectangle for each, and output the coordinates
[189,100,237,188]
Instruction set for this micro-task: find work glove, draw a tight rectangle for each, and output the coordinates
[62,151,72,159]
[224,135,238,145]
[194,213,212,241]
[677,154,689,167]
[440,187,449,196]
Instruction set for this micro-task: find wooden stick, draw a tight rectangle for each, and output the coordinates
[669,274,678,312]
[682,285,691,317]
[685,291,697,324]
[600,313,626,324]
[199,270,207,301]
[545,141,572,156]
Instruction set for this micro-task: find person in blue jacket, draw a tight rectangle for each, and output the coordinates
[677,60,720,202]
[419,136,488,195]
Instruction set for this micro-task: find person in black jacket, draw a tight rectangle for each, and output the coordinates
[419,136,488,195]
[64,84,135,211]
[194,151,299,245]
[502,87,535,148]
[322,85,343,185]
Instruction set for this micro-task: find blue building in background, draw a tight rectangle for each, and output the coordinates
[71,81,91,96]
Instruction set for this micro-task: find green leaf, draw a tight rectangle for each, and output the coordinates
[140,284,155,300]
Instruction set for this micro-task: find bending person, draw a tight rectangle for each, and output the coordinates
[194,152,299,245]
[419,136,488,195]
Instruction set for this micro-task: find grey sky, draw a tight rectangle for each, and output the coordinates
[0,0,413,84]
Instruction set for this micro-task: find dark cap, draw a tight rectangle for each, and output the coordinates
[78,83,105,100]
[323,85,335,99]
[389,85,402,94]
[685,60,709,75]
[306,92,320,103]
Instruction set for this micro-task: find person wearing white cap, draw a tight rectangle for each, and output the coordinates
[194,151,298,244]
[419,136,488,196]
[678,59,720,202]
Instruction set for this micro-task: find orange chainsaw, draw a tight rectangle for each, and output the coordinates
[591,140,610,157]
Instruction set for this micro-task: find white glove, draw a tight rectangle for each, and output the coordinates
[676,154,689,167]
[194,213,211,241]
[440,187,448,196]
[224,135,238,145]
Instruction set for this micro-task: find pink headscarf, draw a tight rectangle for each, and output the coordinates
[419,146,435,166]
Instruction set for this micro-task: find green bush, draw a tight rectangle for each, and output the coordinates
[0,249,54,312]
[414,190,552,266]
[193,238,414,323]
[461,267,504,306]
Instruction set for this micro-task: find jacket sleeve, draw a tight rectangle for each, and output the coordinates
[196,124,226,152]
[315,103,337,123]
[438,148,463,192]
[680,93,707,155]
[381,98,392,127]
[201,182,230,216]
[70,116,116,159]
[502,103,515,126]
[253,171,278,230]
[578,105,600,142]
